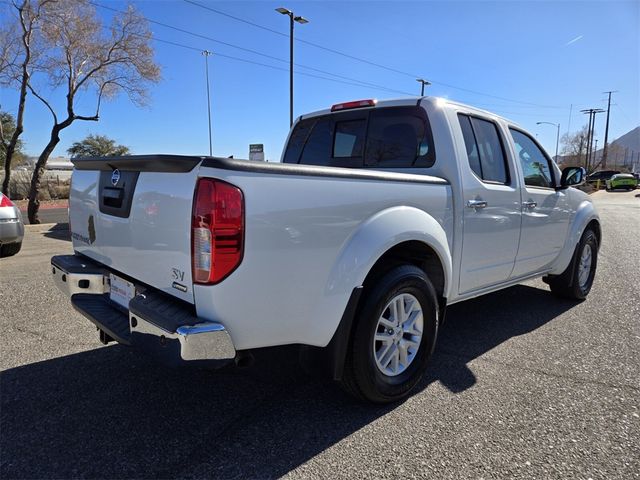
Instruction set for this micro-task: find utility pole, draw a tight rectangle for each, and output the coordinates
[601,90,617,168]
[581,108,605,171]
[582,110,593,169]
[416,78,431,96]
[202,50,213,156]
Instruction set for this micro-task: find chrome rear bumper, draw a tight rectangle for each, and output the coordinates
[51,254,236,367]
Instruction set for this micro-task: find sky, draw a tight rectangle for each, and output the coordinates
[1,0,638,162]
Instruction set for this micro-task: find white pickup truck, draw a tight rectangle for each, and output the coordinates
[52,97,600,403]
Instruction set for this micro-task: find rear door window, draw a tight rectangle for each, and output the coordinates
[458,115,482,178]
[458,114,509,184]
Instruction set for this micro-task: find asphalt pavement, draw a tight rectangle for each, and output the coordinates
[0,190,638,479]
[18,206,68,225]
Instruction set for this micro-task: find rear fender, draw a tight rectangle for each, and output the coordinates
[326,206,452,299]
[323,206,451,380]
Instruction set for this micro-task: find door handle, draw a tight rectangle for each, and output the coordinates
[466,199,488,209]
[522,200,537,208]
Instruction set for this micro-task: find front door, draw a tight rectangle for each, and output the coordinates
[457,114,522,294]
[508,128,570,276]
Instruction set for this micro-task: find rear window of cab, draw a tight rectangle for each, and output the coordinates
[283,105,436,168]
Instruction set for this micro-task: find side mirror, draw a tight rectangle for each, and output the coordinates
[559,166,586,188]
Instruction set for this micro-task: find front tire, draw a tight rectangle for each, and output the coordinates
[341,265,439,403]
[546,229,598,300]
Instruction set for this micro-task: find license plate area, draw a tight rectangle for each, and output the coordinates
[109,273,135,310]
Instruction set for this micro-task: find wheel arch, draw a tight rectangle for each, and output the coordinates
[323,207,452,381]
[549,200,601,275]
[361,240,447,306]
[325,206,452,301]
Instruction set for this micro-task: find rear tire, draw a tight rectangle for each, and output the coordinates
[0,241,22,258]
[546,229,598,300]
[341,265,439,403]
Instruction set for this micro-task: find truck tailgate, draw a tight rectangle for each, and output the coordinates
[69,156,202,304]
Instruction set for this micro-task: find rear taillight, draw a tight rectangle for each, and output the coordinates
[192,178,244,284]
[0,193,14,207]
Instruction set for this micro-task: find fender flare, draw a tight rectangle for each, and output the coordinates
[549,200,600,275]
[325,206,453,299]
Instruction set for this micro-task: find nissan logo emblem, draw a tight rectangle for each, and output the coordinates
[111,169,121,186]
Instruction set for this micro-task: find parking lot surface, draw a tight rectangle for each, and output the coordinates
[1,190,638,479]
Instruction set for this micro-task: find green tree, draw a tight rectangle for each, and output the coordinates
[67,134,130,158]
[0,111,25,168]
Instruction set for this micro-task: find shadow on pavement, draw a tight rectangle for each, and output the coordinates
[42,223,70,241]
[0,285,576,478]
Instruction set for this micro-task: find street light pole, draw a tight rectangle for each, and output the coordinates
[416,78,431,96]
[536,121,560,161]
[202,50,213,156]
[276,7,308,128]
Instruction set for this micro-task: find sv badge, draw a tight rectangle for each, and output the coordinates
[171,268,185,282]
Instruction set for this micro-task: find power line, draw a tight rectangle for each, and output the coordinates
[92,1,413,96]
[183,0,287,38]
[143,32,415,96]
[182,0,568,109]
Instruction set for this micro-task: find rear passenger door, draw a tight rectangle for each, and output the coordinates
[457,114,522,294]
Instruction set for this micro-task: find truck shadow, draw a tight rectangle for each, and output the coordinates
[42,223,70,241]
[0,284,575,479]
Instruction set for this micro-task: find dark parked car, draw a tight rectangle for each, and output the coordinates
[587,170,620,184]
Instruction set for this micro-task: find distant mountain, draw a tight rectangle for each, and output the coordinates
[611,126,640,152]
[557,125,640,171]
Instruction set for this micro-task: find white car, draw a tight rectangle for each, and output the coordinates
[0,193,24,258]
[51,97,600,403]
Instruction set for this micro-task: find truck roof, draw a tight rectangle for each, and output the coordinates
[298,96,519,128]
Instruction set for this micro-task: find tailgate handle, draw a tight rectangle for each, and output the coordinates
[103,187,124,208]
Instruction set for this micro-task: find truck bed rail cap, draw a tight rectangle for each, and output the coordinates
[71,154,204,173]
[201,157,449,185]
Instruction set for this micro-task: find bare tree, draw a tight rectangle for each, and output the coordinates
[560,124,590,170]
[0,0,50,196]
[26,0,160,223]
